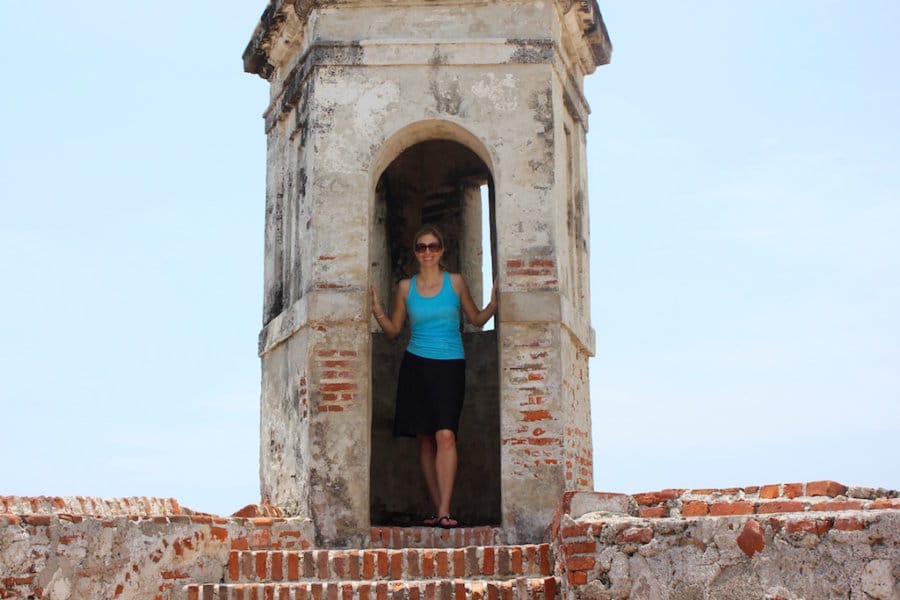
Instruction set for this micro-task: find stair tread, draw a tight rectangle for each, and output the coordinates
[368,526,505,549]
[186,576,560,599]
[232,543,550,554]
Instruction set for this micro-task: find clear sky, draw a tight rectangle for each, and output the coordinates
[1,2,897,517]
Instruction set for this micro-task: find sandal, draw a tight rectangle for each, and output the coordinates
[438,515,458,529]
[423,516,440,527]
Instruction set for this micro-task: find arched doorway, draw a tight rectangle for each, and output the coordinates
[369,137,501,527]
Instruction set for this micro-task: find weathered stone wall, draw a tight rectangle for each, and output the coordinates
[0,497,313,600]
[549,482,900,600]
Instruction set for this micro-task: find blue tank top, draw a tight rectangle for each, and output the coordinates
[406,272,465,360]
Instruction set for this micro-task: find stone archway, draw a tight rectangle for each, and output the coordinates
[369,137,501,527]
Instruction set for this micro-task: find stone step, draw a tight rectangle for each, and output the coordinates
[368,526,503,549]
[185,576,560,599]
[228,545,552,583]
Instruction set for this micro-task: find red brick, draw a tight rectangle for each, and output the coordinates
[539,544,551,575]
[736,521,765,557]
[632,490,681,506]
[250,528,272,549]
[482,546,494,576]
[756,501,806,514]
[23,515,51,526]
[455,582,467,600]
[566,556,595,571]
[710,501,754,516]
[375,550,389,578]
[567,571,588,585]
[564,541,596,555]
[320,383,356,392]
[390,552,402,580]
[615,527,653,545]
[522,410,552,422]
[812,500,864,512]
[59,514,82,523]
[232,537,250,551]
[317,551,329,579]
[510,547,522,574]
[833,518,866,531]
[759,485,780,499]
[639,506,668,518]
[783,483,803,499]
[806,481,847,497]
[452,549,466,578]
[436,550,450,577]
[561,523,590,538]
[689,488,717,495]
[271,552,283,581]
[529,259,554,267]
[257,553,268,579]
[869,498,900,510]
[681,501,709,517]
[786,519,831,535]
[229,552,240,581]
[210,527,228,542]
[287,553,300,580]
[0,514,19,526]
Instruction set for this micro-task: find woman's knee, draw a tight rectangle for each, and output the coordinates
[435,429,456,449]
[418,434,437,453]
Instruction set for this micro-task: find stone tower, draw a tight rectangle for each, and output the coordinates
[244,0,610,546]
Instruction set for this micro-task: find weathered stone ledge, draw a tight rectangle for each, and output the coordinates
[0,499,314,600]
[549,481,900,600]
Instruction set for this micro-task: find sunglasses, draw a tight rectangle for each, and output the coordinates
[414,242,443,253]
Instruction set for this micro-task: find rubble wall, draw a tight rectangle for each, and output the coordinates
[550,481,900,600]
[0,496,313,600]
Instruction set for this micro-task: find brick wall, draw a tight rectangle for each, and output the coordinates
[0,497,313,600]
[550,482,900,599]
[561,338,592,490]
[501,324,563,481]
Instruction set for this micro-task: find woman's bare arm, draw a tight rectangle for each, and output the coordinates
[371,280,409,339]
[451,273,497,328]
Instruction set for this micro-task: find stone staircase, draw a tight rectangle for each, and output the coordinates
[184,526,559,599]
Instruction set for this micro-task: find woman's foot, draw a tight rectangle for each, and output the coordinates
[438,515,458,529]
[423,515,440,527]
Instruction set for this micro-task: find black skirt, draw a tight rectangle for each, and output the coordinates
[394,351,466,437]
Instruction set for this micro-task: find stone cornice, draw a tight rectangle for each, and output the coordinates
[243,0,612,79]
[261,38,590,134]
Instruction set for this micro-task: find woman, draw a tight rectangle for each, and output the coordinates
[371,225,497,528]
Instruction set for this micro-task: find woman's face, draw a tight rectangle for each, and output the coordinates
[414,233,443,268]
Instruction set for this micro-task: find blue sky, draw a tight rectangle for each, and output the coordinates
[1,2,897,516]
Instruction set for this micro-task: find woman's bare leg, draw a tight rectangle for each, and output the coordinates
[418,434,440,515]
[434,429,458,520]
